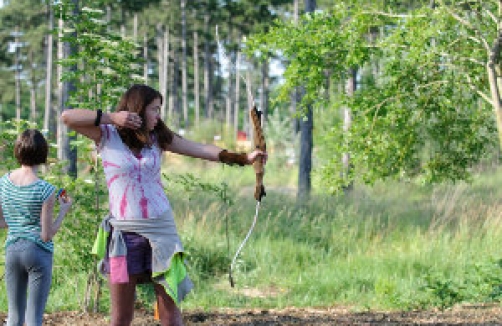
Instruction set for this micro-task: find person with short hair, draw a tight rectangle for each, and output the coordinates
[0,129,72,326]
[61,84,267,326]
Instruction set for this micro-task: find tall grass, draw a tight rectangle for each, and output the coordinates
[2,158,502,313]
[163,161,502,311]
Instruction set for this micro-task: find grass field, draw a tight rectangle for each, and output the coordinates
[2,158,502,315]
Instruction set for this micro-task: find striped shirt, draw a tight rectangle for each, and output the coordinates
[0,173,56,252]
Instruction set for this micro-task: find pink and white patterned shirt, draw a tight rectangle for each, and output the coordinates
[98,124,171,220]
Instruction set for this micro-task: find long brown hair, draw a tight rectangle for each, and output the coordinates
[116,84,174,150]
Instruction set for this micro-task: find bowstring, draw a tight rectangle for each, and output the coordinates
[229,202,260,287]
[216,26,262,287]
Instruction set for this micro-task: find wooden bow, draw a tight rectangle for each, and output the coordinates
[250,105,266,202]
[229,105,266,287]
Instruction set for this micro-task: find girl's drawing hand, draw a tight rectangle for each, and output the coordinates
[111,111,142,129]
[247,150,268,165]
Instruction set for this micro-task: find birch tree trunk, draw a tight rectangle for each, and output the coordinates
[477,2,502,151]
[342,68,356,193]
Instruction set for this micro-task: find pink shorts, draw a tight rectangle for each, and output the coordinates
[102,231,152,277]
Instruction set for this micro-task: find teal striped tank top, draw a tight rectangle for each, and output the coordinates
[0,173,56,252]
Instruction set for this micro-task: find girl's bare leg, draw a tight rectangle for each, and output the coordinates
[109,276,138,326]
[154,284,183,326]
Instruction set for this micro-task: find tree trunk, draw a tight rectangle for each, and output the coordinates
[298,87,313,201]
[120,5,125,37]
[57,18,64,160]
[143,33,148,84]
[106,6,111,32]
[488,47,502,148]
[59,0,78,178]
[342,68,356,193]
[14,26,21,122]
[157,25,165,116]
[226,81,232,129]
[162,29,169,121]
[243,71,253,137]
[290,0,300,139]
[305,0,316,14]
[193,16,200,127]
[170,35,180,128]
[226,54,232,130]
[294,0,299,23]
[488,2,502,152]
[181,0,188,128]
[260,59,269,127]
[44,3,53,136]
[203,12,213,119]
[297,0,316,201]
[27,50,36,122]
[208,54,215,119]
[133,13,138,42]
[216,49,225,127]
[233,50,241,139]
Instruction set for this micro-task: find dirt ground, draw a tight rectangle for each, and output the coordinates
[2,305,502,325]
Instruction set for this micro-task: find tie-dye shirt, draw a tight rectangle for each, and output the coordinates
[98,124,171,220]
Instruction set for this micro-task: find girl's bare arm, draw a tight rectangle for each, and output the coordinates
[0,205,6,228]
[166,135,267,164]
[61,109,141,143]
[40,192,72,242]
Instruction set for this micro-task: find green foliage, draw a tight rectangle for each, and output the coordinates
[45,1,145,283]
[415,259,502,310]
[0,120,38,170]
[246,4,377,108]
[162,172,234,206]
[56,1,143,111]
[247,2,500,192]
[47,168,107,277]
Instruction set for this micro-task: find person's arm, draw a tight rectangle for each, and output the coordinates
[166,134,267,165]
[40,192,72,242]
[60,109,142,143]
[0,204,6,228]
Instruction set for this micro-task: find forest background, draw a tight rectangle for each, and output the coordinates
[1,0,502,317]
